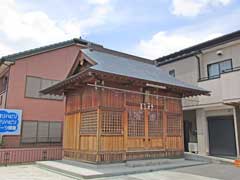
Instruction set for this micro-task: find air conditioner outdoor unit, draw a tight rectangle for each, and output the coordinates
[188,142,198,153]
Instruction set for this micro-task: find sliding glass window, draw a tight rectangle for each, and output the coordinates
[207,59,232,79]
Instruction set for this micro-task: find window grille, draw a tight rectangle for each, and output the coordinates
[80,111,97,134]
[128,110,145,136]
[101,111,123,134]
[148,111,163,137]
[167,113,181,136]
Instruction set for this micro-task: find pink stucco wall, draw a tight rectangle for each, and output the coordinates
[6,45,80,122]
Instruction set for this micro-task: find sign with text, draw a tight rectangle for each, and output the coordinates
[0,109,22,135]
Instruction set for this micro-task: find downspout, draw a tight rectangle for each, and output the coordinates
[194,51,202,81]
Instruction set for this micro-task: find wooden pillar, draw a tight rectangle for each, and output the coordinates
[96,108,101,163]
[63,115,68,152]
[163,97,168,155]
[179,99,184,152]
[75,112,81,150]
[145,109,149,150]
[123,93,128,161]
[96,88,102,163]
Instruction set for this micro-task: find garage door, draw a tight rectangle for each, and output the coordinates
[208,116,237,156]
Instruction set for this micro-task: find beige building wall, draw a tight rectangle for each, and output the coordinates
[158,38,240,156]
[201,40,240,78]
[160,56,199,85]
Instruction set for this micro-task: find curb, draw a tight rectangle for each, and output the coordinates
[184,152,235,165]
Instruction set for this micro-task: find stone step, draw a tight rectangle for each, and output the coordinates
[36,159,208,179]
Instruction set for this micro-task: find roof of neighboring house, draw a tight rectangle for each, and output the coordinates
[0,38,100,62]
[156,30,240,66]
[0,38,152,64]
[41,48,209,95]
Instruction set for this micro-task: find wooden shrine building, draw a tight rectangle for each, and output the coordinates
[42,47,208,163]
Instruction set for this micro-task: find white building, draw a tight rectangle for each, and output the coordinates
[156,30,240,157]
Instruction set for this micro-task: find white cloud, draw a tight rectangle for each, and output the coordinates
[171,0,232,17]
[135,5,240,59]
[0,0,113,57]
[136,31,222,59]
[0,43,15,56]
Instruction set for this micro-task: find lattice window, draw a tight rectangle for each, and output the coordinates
[148,111,163,137]
[167,113,181,136]
[80,111,97,134]
[101,111,123,134]
[128,110,145,136]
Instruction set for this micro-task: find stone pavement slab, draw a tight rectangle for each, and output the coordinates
[0,164,221,180]
[37,158,208,179]
[0,164,73,180]
[98,171,220,180]
[173,163,240,180]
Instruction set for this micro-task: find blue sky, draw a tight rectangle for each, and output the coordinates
[0,0,239,59]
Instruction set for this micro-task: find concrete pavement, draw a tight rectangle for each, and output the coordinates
[0,164,219,180]
[36,159,207,179]
[0,163,239,180]
[173,163,240,180]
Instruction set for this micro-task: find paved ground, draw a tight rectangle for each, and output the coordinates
[173,163,240,180]
[0,163,239,180]
[0,164,73,180]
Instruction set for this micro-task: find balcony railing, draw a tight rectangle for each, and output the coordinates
[198,68,240,105]
[198,66,240,82]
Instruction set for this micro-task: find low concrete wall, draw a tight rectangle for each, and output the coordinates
[0,147,62,165]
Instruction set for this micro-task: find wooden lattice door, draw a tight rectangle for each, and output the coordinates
[126,92,166,151]
[126,93,147,151]
[146,95,165,150]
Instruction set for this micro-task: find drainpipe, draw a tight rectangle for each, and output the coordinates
[194,52,202,81]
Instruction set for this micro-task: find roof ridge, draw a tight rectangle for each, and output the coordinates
[88,47,154,65]
[156,29,240,64]
[0,38,101,62]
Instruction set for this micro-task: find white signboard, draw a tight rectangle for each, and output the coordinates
[0,109,22,135]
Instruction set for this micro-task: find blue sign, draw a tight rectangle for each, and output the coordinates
[0,109,22,135]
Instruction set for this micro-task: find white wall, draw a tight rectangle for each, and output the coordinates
[159,56,199,85]
[201,40,240,78]
[159,39,240,107]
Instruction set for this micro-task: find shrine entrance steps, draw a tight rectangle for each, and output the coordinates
[36,158,208,179]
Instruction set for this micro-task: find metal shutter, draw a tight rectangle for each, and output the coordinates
[21,121,37,143]
[25,76,41,98]
[37,122,49,142]
[49,122,62,142]
[40,79,52,99]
